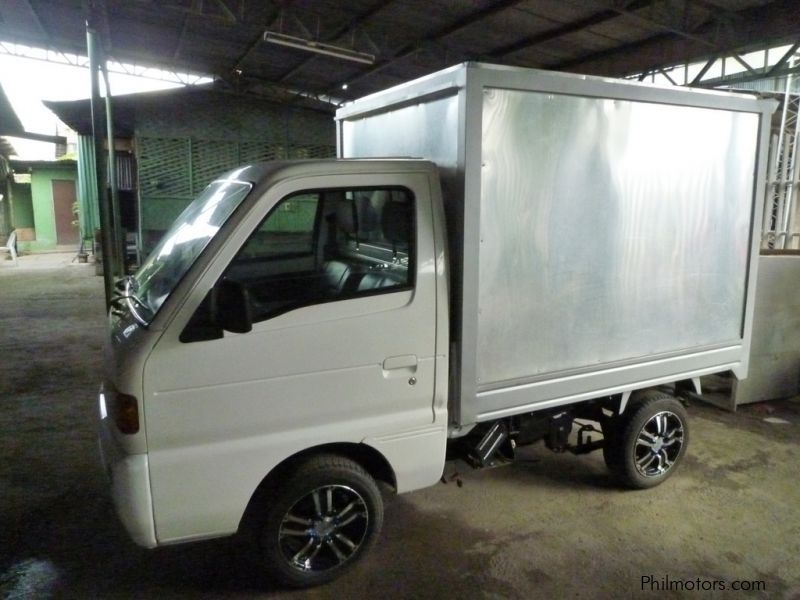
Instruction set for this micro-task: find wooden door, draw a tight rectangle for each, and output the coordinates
[52,179,78,245]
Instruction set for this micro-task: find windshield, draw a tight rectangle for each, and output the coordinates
[131,178,253,322]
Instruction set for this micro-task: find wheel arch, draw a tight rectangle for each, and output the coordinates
[618,385,686,414]
[237,442,396,534]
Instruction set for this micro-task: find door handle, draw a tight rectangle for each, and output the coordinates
[382,354,418,371]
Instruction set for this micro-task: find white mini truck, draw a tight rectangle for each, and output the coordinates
[98,64,773,587]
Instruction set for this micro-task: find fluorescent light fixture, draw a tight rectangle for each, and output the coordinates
[263,31,375,65]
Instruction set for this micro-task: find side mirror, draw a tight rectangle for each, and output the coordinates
[215,279,253,334]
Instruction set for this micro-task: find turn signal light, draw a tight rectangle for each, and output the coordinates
[113,393,140,434]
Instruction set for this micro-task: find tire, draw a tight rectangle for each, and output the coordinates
[256,454,383,588]
[604,392,689,489]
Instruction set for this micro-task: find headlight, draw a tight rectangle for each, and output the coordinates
[98,390,108,420]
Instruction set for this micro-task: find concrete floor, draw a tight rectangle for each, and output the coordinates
[1,255,799,599]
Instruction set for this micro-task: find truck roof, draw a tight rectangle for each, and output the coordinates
[336,61,776,122]
[215,158,437,188]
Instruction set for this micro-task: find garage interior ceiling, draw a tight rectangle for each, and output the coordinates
[1,0,799,103]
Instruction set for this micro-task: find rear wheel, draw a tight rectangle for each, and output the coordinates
[256,455,383,588]
[603,392,689,489]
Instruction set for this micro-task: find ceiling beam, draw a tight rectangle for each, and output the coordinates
[229,4,285,74]
[277,0,392,83]
[657,67,677,85]
[83,0,115,55]
[20,0,50,40]
[552,0,800,77]
[485,0,655,59]
[608,2,719,50]
[608,2,759,77]
[694,47,800,88]
[689,57,715,85]
[173,13,191,60]
[696,63,800,89]
[684,0,746,25]
[211,0,237,24]
[328,0,528,93]
[98,0,114,53]
[766,42,800,76]
[0,39,210,85]
[130,0,240,24]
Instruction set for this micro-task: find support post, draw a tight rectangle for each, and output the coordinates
[100,62,125,274]
[86,20,115,307]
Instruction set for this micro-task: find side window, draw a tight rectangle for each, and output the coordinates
[223,187,414,323]
[237,194,319,262]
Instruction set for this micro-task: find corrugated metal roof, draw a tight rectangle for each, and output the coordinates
[0,84,25,136]
[0,83,67,145]
[0,138,16,158]
[42,84,336,137]
[0,0,797,102]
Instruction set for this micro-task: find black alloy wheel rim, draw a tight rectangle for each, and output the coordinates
[633,410,685,477]
[278,484,369,572]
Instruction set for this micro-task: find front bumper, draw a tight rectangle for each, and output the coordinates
[98,388,158,548]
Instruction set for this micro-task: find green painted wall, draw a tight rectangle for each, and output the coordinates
[20,165,78,252]
[265,196,318,232]
[141,197,192,233]
[10,181,33,227]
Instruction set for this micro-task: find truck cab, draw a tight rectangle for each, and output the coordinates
[99,159,450,585]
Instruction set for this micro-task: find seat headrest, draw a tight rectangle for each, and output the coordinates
[355,193,380,233]
[381,201,411,245]
[335,199,358,236]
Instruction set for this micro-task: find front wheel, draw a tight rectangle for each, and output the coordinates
[258,455,383,587]
[256,455,384,588]
[603,392,689,489]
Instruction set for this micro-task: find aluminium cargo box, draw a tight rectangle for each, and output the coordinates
[336,63,774,428]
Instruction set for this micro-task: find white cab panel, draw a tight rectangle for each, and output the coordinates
[143,169,445,542]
